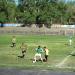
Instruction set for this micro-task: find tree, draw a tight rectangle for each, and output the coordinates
[66,1,75,24]
[1,0,75,27]
[6,2,17,22]
[0,0,17,23]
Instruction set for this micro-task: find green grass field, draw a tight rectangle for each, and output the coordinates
[0,34,75,71]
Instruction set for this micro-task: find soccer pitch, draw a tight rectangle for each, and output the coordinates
[0,34,75,71]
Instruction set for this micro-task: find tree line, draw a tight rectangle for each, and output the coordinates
[0,0,75,27]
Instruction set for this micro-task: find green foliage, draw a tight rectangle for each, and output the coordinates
[0,12,7,22]
[0,0,16,23]
[6,2,17,22]
[0,0,75,26]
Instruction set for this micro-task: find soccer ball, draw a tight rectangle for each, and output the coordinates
[33,61,36,63]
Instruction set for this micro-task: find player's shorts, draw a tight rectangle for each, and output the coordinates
[69,40,72,42]
[22,50,26,53]
[12,42,16,45]
[35,53,42,57]
[45,55,48,58]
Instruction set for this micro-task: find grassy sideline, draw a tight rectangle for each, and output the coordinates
[0,34,75,71]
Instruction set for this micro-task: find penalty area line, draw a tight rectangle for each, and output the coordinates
[55,50,75,68]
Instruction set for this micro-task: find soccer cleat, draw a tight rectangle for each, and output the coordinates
[33,61,36,63]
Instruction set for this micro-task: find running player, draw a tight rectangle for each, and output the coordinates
[11,36,16,47]
[69,36,72,46]
[18,43,27,58]
[43,46,49,62]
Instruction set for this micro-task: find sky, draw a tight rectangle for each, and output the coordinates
[66,0,75,1]
[14,0,18,5]
[14,0,75,5]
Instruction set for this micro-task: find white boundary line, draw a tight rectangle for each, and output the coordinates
[55,50,75,67]
[0,63,75,70]
[26,65,75,69]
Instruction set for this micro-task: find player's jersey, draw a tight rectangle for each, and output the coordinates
[36,48,43,54]
[21,44,27,51]
[12,38,16,43]
[45,48,49,55]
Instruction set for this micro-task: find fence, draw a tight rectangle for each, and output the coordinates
[0,24,75,35]
[0,27,75,35]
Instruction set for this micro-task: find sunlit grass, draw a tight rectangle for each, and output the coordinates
[0,35,75,71]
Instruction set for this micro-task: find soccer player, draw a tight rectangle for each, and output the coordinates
[43,46,49,62]
[69,36,72,46]
[33,46,43,63]
[11,36,16,47]
[18,43,27,58]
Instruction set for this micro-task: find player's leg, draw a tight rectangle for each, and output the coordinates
[69,40,72,46]
[11,43,15,47]
[13,43,16,47]
[45,55,48,61]
[45,55,47,61]
[33,53,37,63]
[18,50,25,58]
[22,51,25,58]
[70,41,72,46]
[39,54,43,62]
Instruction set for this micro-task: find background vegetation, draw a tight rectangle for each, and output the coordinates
[0,0,75,27]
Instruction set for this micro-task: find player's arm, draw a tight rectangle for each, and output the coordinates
[41,48,44,53]
[35,48,37,51]
[20,45,22,49]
